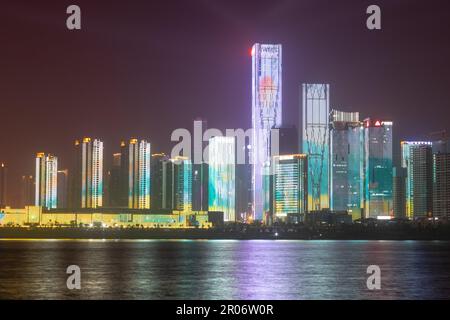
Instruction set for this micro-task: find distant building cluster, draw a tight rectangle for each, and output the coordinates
[1,43,450,225]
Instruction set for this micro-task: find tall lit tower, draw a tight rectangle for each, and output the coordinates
[208,136,236,222]
[302,84,330,211]
[251,43,282,220]
[73,138,104,209]
[363,119,393,218]
[401,141,433,219]
[126,139,151,209]
[35,153,58,209]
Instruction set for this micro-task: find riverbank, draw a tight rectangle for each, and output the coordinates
[1,225,450,240]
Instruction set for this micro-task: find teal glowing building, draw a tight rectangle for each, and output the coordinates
[329,110,364,220]
[126,139,151,209]
[401,141,433,219]
[73,138,104,209]
[208,136,236,222]
[302,83,330,211]
[363,119,393,218]
[171,156,192,212]
[35,152,58,209]
[272,154,308,221]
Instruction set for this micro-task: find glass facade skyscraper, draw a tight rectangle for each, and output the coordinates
[251,43,282,220]
[35,153,58,209]
[433,152,450,218]
[401,141,433,219]
[363,119,393,218]
[329,110,363,219]
[208,136,236,222]
[272,154,308,221]
[302,83,330,211]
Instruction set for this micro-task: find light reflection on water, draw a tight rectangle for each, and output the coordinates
[0,240,449,299]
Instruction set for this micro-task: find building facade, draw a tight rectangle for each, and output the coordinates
[433,152,450,218]
[393,166,407,218]
[401,141,433,219]
[172,156,192,212]
[272,154,308,221]
[35,153,58,209]
[329,110,364,220]
[72,138,104,209]
[126,139,151,209]
[363,119,393,218]
[208,136,236,222]
[251,43,282,220]
[57,169,68,208]
[302,83,330,211]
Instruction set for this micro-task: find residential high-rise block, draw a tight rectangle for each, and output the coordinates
[208,136,236,222]
[192,118,209,211]
[401,141,433,219]
[72,138,104,209]
[124,139,151,209]
[302,83,330,211]
[251,43,282,220]
[363,119,393,218]
[329,110,364,220]
[35,153,58,209]
[272,154,308,222]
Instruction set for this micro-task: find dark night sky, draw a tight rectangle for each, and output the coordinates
[1,0,450,205]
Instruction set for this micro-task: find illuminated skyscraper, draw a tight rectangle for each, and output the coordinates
[35,153,58,209]
[329,110,363,219]
[302,83,330,211]
[251,43,282,220]
[0,163,6,208]
[125,139,151,209]
[272,154,308,222]
[363,119,393,218]
[208,136,236,222]
[401,141,433,219]
[72,138,104,209]
[171,156,192,211]
[192,119,209,211]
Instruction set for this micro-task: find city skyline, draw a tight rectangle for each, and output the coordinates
[1,0,450,208]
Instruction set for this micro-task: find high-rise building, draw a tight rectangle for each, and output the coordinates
[251,43,282,220]
[433,152,450,218]
[0,163,7,208]
[123,139,151,209]
[302,83,330,211]
[57,169,69,208]
[272,154,308,222]
[192,119,209,211]
[35,153,58,209]
[72,138,104,209]
[277,126,299,155]
[329,110,364,220]
[401,141,433,219]
[393,167,407,218]
[363,119,393,218]
[171,156,192,212]
[208,136,236,222]
[151,153,166,210]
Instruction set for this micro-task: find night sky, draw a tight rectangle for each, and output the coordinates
[1,0,450,205]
